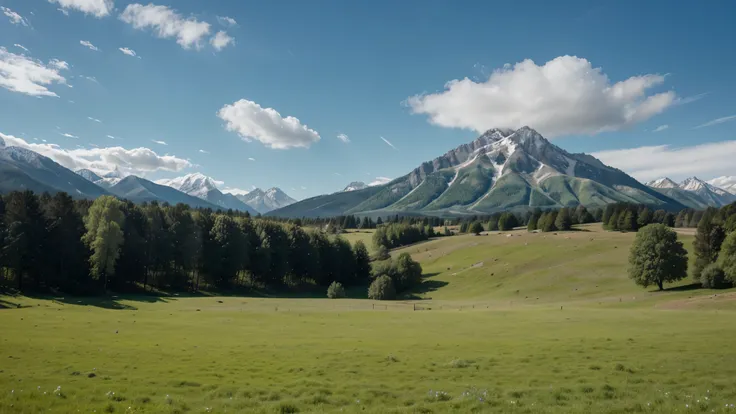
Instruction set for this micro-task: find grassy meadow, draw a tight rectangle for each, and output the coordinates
[2,224,736,413]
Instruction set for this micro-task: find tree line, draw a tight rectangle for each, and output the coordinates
[0,191,376,295]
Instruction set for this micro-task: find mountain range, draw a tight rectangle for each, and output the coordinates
[646,176,736,208]
[232,187,296,213]
[270,126,734,218]
[155,173,258,214]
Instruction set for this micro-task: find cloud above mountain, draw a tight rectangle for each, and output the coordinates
[407,55,678,138]
[593,140,736,182]
[1,131,192,176]
[217,99,321,149]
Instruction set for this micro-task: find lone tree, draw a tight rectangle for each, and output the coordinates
[717,231,736,284]
[628,224,688,290]
[469,221,484,235]
[368,275,396,300]
[83,196,125,292]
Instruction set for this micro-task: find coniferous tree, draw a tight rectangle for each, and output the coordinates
[44,192,89,291]
[354,240,371,283]
[4,191,47,290]
[554,207,572,231]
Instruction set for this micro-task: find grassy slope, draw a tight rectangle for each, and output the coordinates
[3,225,736,413]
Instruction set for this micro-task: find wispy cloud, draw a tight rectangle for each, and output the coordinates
[653,125,669,133]
[0,48,70,97]
[674,92,708,106]
[336,133,350,143]
[80,40,99,51]
[593,140,736,182]
[198,149,209,154]
[221,187,250,196]
[300,186,307,190]
[119,47,138,57]
[13,44,29,52]
[83,76,99,83]
[694,114,736,129]
[151,140,167,146]
[334,172,342,176]
[369,177,392,186]
[2,6,29,26]
[60,132,79,138]
[248,157,255,161]
[87,116,102,123]
[106,135,116,139]
[380,136,397,150]
[217,16,238,27]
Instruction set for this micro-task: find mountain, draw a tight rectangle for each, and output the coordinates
[270,126,684,218]
[708,176,736,195]
[75,168,102,183]
[680,177,736,206]
[344,181,368,192]
[156,173,257,214]
[236,187,296,213]
[645,176,736,208]
[108,176,223,209]
[0,140,108,199]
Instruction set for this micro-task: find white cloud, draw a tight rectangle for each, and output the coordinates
[334,172,342,176]
[0,48,68,97]
[57,8,69,16]
[248,157,255,161]
[221,187,250,196]
[593,140,736,182]
[217,99,321,149]
[198,149,209,154]
[2,6,29,26]
[217,16,237,27]
[407,55,677,138]
[694,114,736,129]
[49,59,70,71]
[13,44,29,52]
[87,116,102,123]
[83,75,98,83]
[80,40,99,51]
[119,47,138,57]
[300,186,307,190]
[708,176,736,191]
[49,0,113,18]
[380,136,397,150]
[210,31,234,51]
[1,131,192,175]
[60,132,79,138]
[336,133,350,143]
[151,140,167,145]
[106,135,116,139]
[369,177,392,186]
[653,124,669,132]
[120,4,211,50]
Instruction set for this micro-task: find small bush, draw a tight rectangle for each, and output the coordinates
[326,281,346,299]
[368,275,396,300]
[700,264,730,289]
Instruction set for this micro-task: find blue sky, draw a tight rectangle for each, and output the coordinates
[1,0,735,199]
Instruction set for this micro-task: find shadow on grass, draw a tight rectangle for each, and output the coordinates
[404,273,447,299]
[651,283,702,293]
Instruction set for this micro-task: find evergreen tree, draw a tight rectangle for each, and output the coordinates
[498,212,518,231]
[469,221,484,235]
[209,214,245,288]
[554,207,572,231]
[44,192,89,291]
[354,240,371,283]
[663,212,676,227]
[693,209,727,280]
[116,203,149,291]
[637,207,652,228]
[4,191,48,290]
[487,215,499,231]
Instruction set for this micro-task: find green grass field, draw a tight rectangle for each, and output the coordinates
[2,224,736,413]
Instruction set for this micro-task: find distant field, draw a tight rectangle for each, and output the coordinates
[338,229,376,253]
[2,224,736,413]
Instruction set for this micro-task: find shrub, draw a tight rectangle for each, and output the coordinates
[326,281,346,298]
[373,245,390,261]
[368,275,396,300]
[700,264,729,289]
[469,221,484,235]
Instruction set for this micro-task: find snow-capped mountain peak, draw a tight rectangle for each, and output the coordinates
[343,181,368,192]
[646,177,680,189]
[708,176,736,195]
[680,176,708,192]
[235,187,296,213]
[75,168,103,182]
[156,172,220,198]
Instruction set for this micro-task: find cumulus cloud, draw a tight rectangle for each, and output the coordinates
[120,3,211,50]
[1,131,192,175]
[708,176,736,191]
[380,136,397,150]
[151,140,167,145]
[593,140,736,182]
[210,31,234,51]
[653,125,669,132]
[14,44,29,52]
[2,6,29,26]
[694,114,736,129]
[217,16,237,27]
[217,99,321,149]
[336,133,350,143]
[407,55,677,138]
[369,177,392,186]
[221,187,250,196]
[0,48,68,97]
[118,47,138,57]
[80,40,99,51]
[49,0,114,18]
